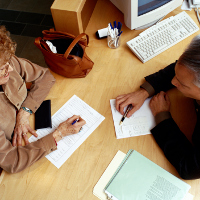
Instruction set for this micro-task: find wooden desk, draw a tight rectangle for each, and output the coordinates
[1,1,200,199]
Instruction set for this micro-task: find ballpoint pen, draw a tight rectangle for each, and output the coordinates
[72,118,79,125]
[117,22,122,32]
[119,104,133,125]
[72,118,83,131]
[114,21,117,29]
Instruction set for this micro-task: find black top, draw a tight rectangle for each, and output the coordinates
[145,62,200,179]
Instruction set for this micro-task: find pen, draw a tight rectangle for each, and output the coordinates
[72,118,79,125]
[114,21,117,29]
[118,31,123,37]
[117,22,122,32]
[109,23,113,30]
[119,104,133,125]
[108,24,114,38]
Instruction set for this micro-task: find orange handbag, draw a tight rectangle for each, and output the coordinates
[34,29,94,78]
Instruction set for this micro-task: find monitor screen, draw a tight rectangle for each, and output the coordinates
[138,0,172,16]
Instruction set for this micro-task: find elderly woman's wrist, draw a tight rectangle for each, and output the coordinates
[52,129,63,143]
[18,108,31,117]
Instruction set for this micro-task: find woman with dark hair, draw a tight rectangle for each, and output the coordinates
[116,35,200,180]
[0,26,85,173]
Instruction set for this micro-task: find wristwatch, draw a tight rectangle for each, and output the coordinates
[22,107,33,114]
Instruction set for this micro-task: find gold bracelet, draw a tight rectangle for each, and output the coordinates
[56,128,63,139]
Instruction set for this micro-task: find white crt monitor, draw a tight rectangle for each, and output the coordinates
[110,0,183,30]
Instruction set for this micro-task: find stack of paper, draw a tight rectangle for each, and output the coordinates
[93,150,193,200]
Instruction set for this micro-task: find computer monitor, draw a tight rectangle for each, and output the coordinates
[110,0,183,30]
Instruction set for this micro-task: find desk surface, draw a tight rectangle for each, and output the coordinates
[1,1,200,199]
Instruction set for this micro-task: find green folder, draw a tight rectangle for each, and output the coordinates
[104,149,191,200]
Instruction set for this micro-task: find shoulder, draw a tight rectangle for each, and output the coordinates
[10,55,49,74]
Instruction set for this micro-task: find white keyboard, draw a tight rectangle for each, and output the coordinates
[127,11,199,63]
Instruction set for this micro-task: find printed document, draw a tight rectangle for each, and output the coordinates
[29,95,105,168]
[110,99,155,139]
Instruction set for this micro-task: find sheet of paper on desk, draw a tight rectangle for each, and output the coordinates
[110,99,156,139]
[29,95,105,168]
[181,0,192,11]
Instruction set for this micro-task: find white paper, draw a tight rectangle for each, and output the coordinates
[181,0,192,11]
[29,95,105,168]
[183,193,194,200]
[93,151,126,200]
[110,99,156,139]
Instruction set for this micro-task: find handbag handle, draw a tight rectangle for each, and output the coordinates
[42,29,88,47]
[34,37,53,53]
[63,33,89,58]
[42,29,76,40]
[35,33,89,57]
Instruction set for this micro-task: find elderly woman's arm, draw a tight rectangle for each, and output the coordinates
[1,115,85,173]
[0,129,57,173]
[11,55,55,146]
[12,55,56,111]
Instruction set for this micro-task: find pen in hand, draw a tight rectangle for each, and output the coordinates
[72,118,83,131]
[72,118,79,125]
[119,104,133,125]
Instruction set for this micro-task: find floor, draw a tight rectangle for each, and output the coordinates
[0,0,55,67]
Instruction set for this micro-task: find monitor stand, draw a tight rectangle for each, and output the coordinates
[135,16,165,30]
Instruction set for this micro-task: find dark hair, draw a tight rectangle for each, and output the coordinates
[0,25,16,65]
[178,35,200,86]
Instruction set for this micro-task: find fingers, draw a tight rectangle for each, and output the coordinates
[22,133,29,145]
[164,92,170,103]
[150,91,170,116]
[71,116,86,131]
[17,132,22,146]
[116,90,147,116]
[159,91,166,100]
[127,106,138,118]
[115,94,127,113]
[67,115,80,124]
[12,132,17,146]
[116,95,131,115]
[57,115,86,136]
[13,125,37,146]
[152,91,165,100]
[67,115,86,126]
[119,100,131,115]
[76,116,86,126]
[13,126,23,146]
[28,127,38,137]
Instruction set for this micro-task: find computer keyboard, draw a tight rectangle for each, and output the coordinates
[126,11,199,63]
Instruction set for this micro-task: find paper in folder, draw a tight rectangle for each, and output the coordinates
[104,150,191,200]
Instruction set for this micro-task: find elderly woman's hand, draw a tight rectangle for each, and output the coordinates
[12,109,38,146]
[53,115,86,143]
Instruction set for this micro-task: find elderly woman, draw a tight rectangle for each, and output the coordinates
[0,26,85,173]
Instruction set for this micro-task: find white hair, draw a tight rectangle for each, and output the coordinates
[178,35,200,88]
